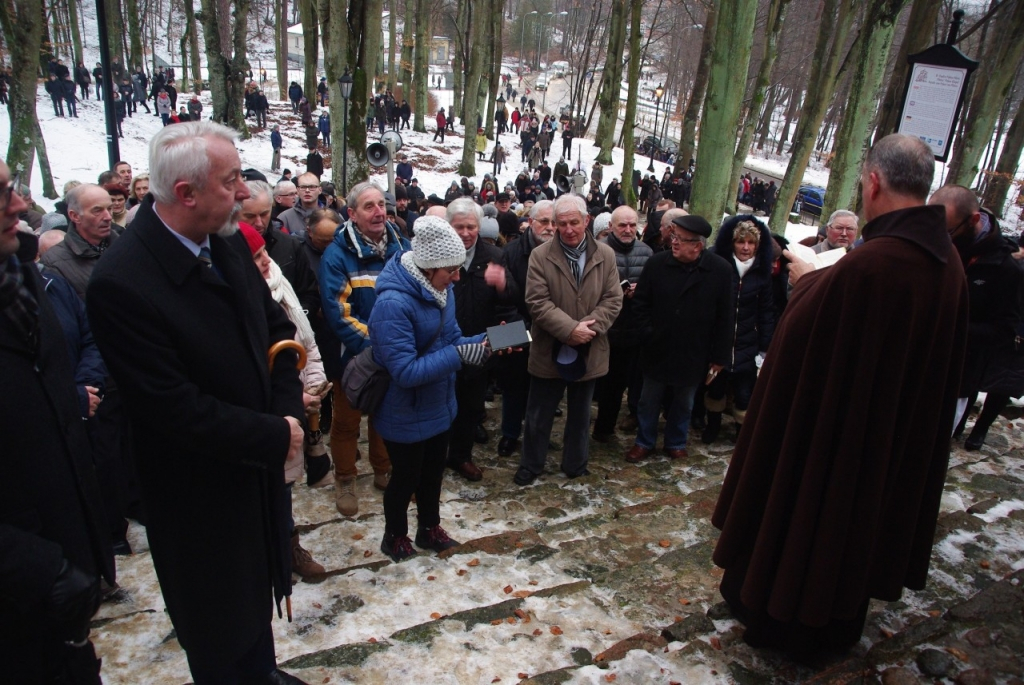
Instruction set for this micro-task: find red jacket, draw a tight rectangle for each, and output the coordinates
[436,111,446,128]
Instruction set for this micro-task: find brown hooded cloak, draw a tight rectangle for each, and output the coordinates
[711,205,968,649]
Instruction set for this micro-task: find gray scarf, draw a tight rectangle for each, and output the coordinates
[559,233,587,286]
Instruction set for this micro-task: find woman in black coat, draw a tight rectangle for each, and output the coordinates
[701,215,776,442]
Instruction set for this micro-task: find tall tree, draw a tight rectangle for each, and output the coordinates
[451,0,466,122]
[299,0,318,101]
[0,0,57,198]
[688,0,758,227]
[821,0,908,220]
[947,0,1024,188]
[873,0,941,139]
[67,0,83,65]
[621,0,644,208]
[768,0,856,231]
[593,0,628,165]
[728,0,791,206]
[197,0,252,137]
[126,0,144,69]
[400,0,414,92]
[458,0,488,176]
[483,0,504,140]
[981,93,1024,214]
[276,0,288,100]
[184,0,203,93]
[387,0,396,91]
[412,0,430,131]
[103,0,125,66]
[675,2,718,176]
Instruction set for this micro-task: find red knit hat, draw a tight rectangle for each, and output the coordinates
[238,222,265,255]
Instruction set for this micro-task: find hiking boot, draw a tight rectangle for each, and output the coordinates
[380,533,417,562]
[415,525,460,553]
[291,533,325,578]
[373,471,391,491]
[335,478,358,517]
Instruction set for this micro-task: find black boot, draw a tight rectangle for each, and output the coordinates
[964,393,1009,451]
[701,412,722,444]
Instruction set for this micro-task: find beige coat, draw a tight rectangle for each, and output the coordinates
[525,237,623,381]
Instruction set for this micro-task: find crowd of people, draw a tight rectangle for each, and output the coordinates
[4,92,1024,685]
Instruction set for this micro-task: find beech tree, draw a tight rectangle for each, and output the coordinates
[688,0,758,227]
[675,2,718,176]
[981,93,1024,214]
[197,0,252,137]
[593,0,628,165]
[413,0,430,131]
[458,0,488,176]
[874,0,941,140]
[276,0,288,99]
[620,0,644,208]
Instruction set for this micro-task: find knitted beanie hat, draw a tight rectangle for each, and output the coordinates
[238,221,265,255]
[411,216,466,270]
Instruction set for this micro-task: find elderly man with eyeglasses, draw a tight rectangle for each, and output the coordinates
[277,172,322,239]
[814,209,859,253]
[627,214,734,464]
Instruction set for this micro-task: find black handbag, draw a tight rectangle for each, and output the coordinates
[342,308,444,415]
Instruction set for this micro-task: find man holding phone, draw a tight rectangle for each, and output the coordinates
[627,214,733,462]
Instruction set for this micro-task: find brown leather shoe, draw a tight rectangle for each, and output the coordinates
[625,445,652,464]
[452,460,483,481]
[664,448,688,460]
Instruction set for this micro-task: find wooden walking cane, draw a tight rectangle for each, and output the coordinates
[267,340,306,622]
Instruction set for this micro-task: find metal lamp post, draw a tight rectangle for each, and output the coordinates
[338,68,354,195]
[520,11,537,75]
[647,83,664,172]
[537,12,553,70]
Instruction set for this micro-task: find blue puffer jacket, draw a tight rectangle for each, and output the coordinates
[369,254,485,443]
[320,221,410,371]
[711,214,776,373]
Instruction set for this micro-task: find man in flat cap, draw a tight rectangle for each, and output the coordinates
[627,214,733,463]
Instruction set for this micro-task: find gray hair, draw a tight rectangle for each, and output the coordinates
[346,181,384,211]
[865,134,934,200]
[530,199,554,219]
[446,198,483,226]
[273,180,296,197]
[246,180,274,204]
[66,183,102,215]
[149,120,238,204]
[552,193,587,220]
[826,209,858,227]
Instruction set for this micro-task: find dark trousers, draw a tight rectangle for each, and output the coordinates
[434,126,445,142]
[79,83,90,99]
[448,367,488,466]
[51,95,64,116]
[383,430,450,537]
[704,368,757,413]
[256,109,267,128]
[497,350,530,440]
[185,623,276,685]
[594,344,642,434]
[563,141,571,159]
[64,97,77,117]
[520,375,595,478]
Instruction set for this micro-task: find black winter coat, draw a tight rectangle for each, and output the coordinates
[601,233,653,347]
[501,229,541,325]
[633,249,734,386]
[454,240,517,337]
[264,223,321,318]
[86,198,303,663]
[1,234,115,675]
[711,215,776,373]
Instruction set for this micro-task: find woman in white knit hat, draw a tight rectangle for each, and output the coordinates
[368,216,491,561]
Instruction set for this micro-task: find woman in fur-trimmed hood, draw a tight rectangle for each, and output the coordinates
[701,214,776,442]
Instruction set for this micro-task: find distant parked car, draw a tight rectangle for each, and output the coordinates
[795,185,825,216]
[535,75,548,91]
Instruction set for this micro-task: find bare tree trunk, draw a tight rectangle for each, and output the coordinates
[386,0,396,91]
[452,0,465,121]
[197,0,252,137]
[675,2,718,175]
[300,0,318,101]
[621,0,643,208]
[821,0,907,221]
[400,0,414,91]
[593,0,627,164]
[689,0,758,228]
[483,0,503,141]
[874,0,941,140]
[774,85,801,154]
[317,0,350,192]
[104,0,124,66]
[126,0,144,69]
[0,0,57,198]
[756,84,779,150]
[981,89,1024,214]
[276,0,289,100]
[67,0,83,64]
[184,0,202,93]
[728,0,792,211]
[458,0,487,176]
[413,0,429,131]
[947,0,1024,188]
[768,0,856,231]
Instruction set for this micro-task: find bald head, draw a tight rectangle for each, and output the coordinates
[929,184,979,229]
[609,206,638,243]
[660,207,688,239]
[37,229,66,258]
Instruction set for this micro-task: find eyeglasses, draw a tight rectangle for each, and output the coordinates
[0,174,20,212]
[829,225,858,234]
[669,233,701,244]
[298,185,320,191]
[442,265,461,274]
[277,192,298,198]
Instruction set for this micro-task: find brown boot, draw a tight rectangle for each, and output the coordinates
[335,477,358,516]
[291,532,325,578]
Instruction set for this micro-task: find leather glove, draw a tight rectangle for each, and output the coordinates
[456,343,490,367]
[47,559,101,644]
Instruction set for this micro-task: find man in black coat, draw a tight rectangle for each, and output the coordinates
[45,74,65,117]
[446,199,517,479]
[496,199,555,457]
[1,159,115,684]
[86,122,309,685]
[627,214,733,463]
